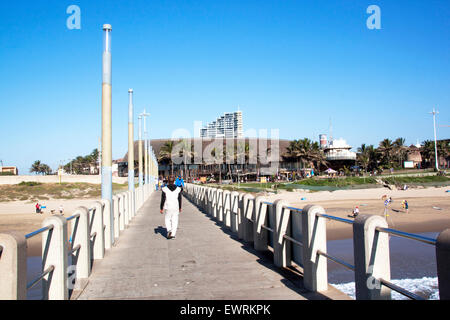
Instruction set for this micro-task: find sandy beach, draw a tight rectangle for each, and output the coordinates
[1,186,449,257]
[265,186,450,240]
[0,198,99,256]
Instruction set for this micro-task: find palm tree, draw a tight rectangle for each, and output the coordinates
[40,164,52,175]
[179,139,194,179]
[357,144,370,172]
[284,139,303,173]
[437,140,450,165]
[30,160,52,175]
[30,160,43,174]
[308,141,327,170]
[357,144,378,172]
[393,137,407,167]
[378,138,394,168]
[421,139,450,169]
[284,138,327,176]
[159,141,175,175]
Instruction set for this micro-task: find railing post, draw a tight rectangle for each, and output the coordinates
[217,189,224,222]
[210,188,214,216]
[353,214,391,300]
[273,200,291,268]
[201,187,206,211]
[119,193,125,232]
[131,190,135,218]
[69,207,90,285]
[91,201,105,260]
[230,191,239,233]
[135,188,140,212]
[113,195,120,240]
[42,215,68,300]
[436,229,450,300]
[100,199,112,250]
[0,232,27,300]
[301,205,328,293]
[205,187,211,215]
[254,196,269,251]
[124,191,129,226]
[223,190,231,228]
[128,191,133,220]
[212,188,218,219]
[237,193,245,239]
[242,194,254,243]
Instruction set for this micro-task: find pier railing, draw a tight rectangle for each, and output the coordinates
[184,183,450,300]
[0,182,156,300]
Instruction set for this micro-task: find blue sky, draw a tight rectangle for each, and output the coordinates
[0,0,449,174]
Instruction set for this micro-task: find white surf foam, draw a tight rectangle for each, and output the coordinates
[332,277,440,300]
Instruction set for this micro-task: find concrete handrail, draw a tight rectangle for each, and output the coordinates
[183,182,450,300]
[0,179,157,300]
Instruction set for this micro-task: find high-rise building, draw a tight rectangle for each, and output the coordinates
[200,111,243,138]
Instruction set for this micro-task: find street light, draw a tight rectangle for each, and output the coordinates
[140,109,150,184]
[128,89,135,192]
[101,23,114,246]
[138,115,143,187]
[429,108,439,170]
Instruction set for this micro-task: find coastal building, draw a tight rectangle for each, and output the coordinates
[0,166,18,175]
[323,138,357,170]
[406,145,422,168]
[200,111,243,139]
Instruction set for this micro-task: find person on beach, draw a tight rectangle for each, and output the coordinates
[402,200,409,214]
[350,206,359,218]
[35,202,41,214]
[59,205,64,215]
[160,175,182,239]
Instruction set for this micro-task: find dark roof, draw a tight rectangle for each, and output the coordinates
[123,138,293,163]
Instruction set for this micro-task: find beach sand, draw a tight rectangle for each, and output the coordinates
[265,186,450,240]
[0,198,99,256]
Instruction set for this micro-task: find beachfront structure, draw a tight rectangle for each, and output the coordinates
[323,138,357,161]
[0,166,18,175]
[322,138,357,170]
[200,111,243,139]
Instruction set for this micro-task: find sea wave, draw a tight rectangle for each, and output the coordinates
[332,277,440,300]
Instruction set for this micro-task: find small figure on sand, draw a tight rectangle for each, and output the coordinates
[402,200,409,214]
[59,205,64,215]
[350,206,359,218]
[35,202,42,214]
[383,198,391,218]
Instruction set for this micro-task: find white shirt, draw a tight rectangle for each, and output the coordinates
[162,186,181,211]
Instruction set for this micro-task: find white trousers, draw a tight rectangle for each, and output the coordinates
[164,209,179,236]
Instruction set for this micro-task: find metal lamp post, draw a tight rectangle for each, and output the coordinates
[101,24,113,244]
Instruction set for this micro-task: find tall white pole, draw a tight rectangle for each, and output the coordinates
[138,116,143,187]
[140,110,150,184]
[101,24,113,245]
[430,108,439,170]
[128,89,135,191]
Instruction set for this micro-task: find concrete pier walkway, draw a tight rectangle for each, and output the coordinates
[77,191,348,300]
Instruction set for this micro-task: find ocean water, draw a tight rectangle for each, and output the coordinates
[327,232,440,300]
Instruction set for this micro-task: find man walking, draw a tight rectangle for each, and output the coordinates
[160,175,182,239]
